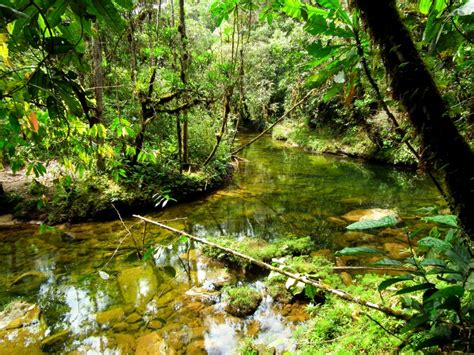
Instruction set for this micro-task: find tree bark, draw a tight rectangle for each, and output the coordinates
[178,0,189,167]
[354,0,474,238]
[92,24,104,125]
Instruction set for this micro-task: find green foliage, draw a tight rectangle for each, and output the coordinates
[294,274,403,354]
[335,247,385,257]
[346,215,398,230]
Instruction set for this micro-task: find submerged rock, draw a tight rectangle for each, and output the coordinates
[0,302,46,354]
[334,231,377,247]
[135,332,169,354]
[0,302,41,330]
[185,287,220,305]
[8,271,48,295]
[383,242,411,259]
[117,264,160,310]
[40,329,70,352]
[95,306,125,327]
[341,208,400,223]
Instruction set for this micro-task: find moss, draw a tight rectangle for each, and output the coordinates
[223,285,262,317]
[272,119,417,166]
[294,273,404,353]
[202,235,315,267]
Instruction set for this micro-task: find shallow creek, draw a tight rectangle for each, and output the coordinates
[0,136,442,353]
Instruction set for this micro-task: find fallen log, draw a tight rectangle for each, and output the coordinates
[133,214,411,320]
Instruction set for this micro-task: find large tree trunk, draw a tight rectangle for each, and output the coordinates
[178,0,189,168]
[354,0,474,238]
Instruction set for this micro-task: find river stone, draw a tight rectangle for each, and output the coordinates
[118,264,159,310]
[8,271,48,295]
[40,329,70,351]
[186,340,206,354]
[0,302,41,330]
[135,332,168,354]
[0,214,15,225]
[95,307,125,327]
[378,228,408,243]
[383,242,411,259]
[112,321,129,332]
[113,333,136,354]
[0,302,45,355]
[185,287,220,305]
[148,320,164,330]
[126,312,141,324]
[341,208,400,223]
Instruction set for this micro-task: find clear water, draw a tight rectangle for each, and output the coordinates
[0,136,442,353]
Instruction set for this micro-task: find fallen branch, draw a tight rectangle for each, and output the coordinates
[133,214,411,320]
[231,88,317,155]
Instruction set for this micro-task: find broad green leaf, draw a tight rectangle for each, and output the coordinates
[335,247,384,256]
[433,0,447,13]
[44,37,75,54]
[317,0,340,10]
[304,284,317,299]
[402,314,430,333]
[438,295,461,312]
[178,236,189,243]
[164,265,176,278]
[414,336,450,350]
[114,0,134,10]
[422,215,458,228]
[396,282,435,295]
[46,0,67,27]
[90,0,126,32]
[346,215,397,230]
[378,275,413,291]
[417,237,451,252]
[419,0,432,14]
[426,285,464,301]
[28,69,48,97]
[373,258,403,266]
[283,0,303,19]
[420,258,446,267]
[46,96,63,121]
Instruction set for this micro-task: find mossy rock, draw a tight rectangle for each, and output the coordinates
[202,234,315,268]
[223,286,262,317]
[8,271,48,295]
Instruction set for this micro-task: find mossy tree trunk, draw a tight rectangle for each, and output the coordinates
[354,0,474,239]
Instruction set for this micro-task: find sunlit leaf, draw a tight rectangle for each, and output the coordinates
[378,275,413,291]
[335,247,384,256]
[421,215,458,228]
[98,270,110,280]
[346,215,398,230]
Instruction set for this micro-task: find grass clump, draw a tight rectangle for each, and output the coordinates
[294,273,404,353]
[202,235,315,267]
[223,285,262,317]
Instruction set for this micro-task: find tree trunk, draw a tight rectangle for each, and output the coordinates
[178,0,189,168]
[92,24,104,125]
[354,0,474,238]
